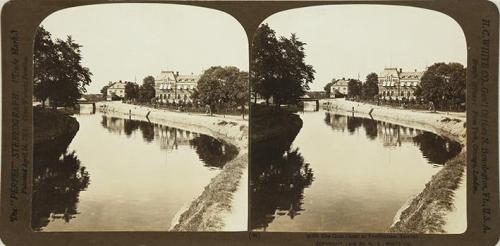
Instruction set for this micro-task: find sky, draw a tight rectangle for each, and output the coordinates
[40,4,249,94]
[264,5,467,91]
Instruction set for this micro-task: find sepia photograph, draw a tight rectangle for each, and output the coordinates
[250,5,467,233]
[32,4,249,231]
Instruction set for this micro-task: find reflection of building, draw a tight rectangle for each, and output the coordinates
[106,81,128,100]
[154,70,200,104]
[154,124,198,150]
[378,68,424,101]
[330,78,349,97]
[377,122,421,147]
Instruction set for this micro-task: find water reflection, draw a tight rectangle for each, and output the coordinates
[100,115,237,166]
[252,111,462,232]
[190,135,238,169]
[324,113,461,165]
[34,114,238,231]
[251,122,314,230]
[32,131,90,231]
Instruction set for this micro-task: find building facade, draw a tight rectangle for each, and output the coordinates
[330,78,349,98]
[378,68,424,101]
[155,71,200,104]
[106,80,127,100]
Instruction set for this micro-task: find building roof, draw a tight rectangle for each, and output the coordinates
[379,68,399,78]
[176,74,200,83]
[333,79,349,86]
[379,68,425,80]
[108,81,127,89]
[155,71,177,82]
[400,71,424,80]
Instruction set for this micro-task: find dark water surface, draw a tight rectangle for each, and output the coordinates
[251,110,461,232]
[33,112,237,231]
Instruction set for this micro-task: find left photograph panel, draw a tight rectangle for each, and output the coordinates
[32,4,249,232]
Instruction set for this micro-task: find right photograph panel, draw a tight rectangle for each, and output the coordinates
[250,5,467,233]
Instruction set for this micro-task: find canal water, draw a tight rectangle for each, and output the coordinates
[33,110,237,231]
[251,109,461,232]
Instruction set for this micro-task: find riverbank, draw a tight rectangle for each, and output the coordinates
[34,107,79,145]
[97,101,248,231]
[324,99,466,233]
[251,104,303,144]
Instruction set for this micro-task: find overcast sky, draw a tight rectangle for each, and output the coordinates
[264,5,467,91]
[40,4,249,94]
[40,4,467,94]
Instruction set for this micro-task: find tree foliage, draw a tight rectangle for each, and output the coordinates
[361,73,379,99]
[100,85,109,99]
[124,82,140,100]
[138,76,156,102]
[323,80,335,97]
[34,26,92,107]
[251,24,315,106]
[347,79,362,98]
[193,66,248,115]
[420,62,466,110]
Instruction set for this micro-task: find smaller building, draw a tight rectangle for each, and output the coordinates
[106,80,127,101]
[330,78,349,98]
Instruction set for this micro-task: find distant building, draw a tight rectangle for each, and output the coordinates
[330,78,350,97]
[106,80,127,101]
[378,68,424,100]
[155,71,200,103]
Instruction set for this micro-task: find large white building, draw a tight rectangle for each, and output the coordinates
[378,68,425,100]
[155,71,200,103]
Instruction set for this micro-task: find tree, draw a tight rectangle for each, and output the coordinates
[33,26,92,108]
[420,62,466,110]
[225,71,249,119]
[124,82,139,100]
[100,85,109,99]
[323,80,335,98]
[251,24,315,106]
[195,66,248,116]
[347,79,362,98]
[251,24,280,104]
[138,75,155,102]
[362,73,379,99]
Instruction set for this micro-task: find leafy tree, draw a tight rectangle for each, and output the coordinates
[138,75,155,102]
[100,85,109,99]
[251,24,315,106]
[195,66,248,116]
[323,80,335,97]
[251,24,280,104]
[347,79,362,98]
[124,82,139,100]
[224,70,249,118]
[33,26,92,108]
[420,62,466,110]
[414,85,423,100]
[362,73,379,99]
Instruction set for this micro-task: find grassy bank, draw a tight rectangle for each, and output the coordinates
[34,107,79,145]
[389,151,466,233]
[171,153,247,231]
[251,104,303,143]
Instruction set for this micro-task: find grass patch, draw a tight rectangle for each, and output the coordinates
[171,152,247,231]
[389,151,466,233]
